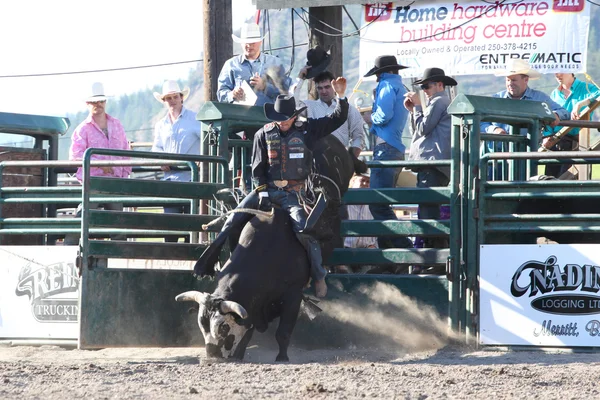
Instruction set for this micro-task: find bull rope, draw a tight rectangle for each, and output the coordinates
[201,207,274,231]
[313,173,341,201]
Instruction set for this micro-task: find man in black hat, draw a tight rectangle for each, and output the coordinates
[203,81,349,297]
[252,80,348,297]
[363,55,413,250]
[404,67,457,253]
[294,66,365,158]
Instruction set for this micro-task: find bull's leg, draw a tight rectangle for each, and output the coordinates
[193,192,259,277]
[275,292,303,362]
[232,327,255,360]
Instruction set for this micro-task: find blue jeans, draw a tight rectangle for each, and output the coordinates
[369,143,413,249]
[269,188,326,281]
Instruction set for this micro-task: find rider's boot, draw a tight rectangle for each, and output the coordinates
[296,232,327,298]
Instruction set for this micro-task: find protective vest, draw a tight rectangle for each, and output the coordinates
[265,124,313,181]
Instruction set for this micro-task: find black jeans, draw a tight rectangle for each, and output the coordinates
[64,202,126,245]
[416,168,450,249]
[544,135,579,178]
[163,204,191,243]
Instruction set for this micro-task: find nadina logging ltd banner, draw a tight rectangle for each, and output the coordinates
[360,1,591,77]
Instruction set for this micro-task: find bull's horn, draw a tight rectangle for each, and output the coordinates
[175,291,209,305]
[219,301,248,320]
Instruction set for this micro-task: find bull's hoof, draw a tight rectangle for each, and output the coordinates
[275,354,289,362]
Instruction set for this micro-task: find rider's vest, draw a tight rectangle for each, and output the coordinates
[264,123,313,181]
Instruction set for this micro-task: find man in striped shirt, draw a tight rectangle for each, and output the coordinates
[294,69,365,156]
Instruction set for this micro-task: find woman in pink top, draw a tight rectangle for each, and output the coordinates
[64,82,130,245]
[69,82,131,182]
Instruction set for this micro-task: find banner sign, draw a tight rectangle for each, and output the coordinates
[360,1,590,77]
[0,246,79,340]
[480,244,600,347]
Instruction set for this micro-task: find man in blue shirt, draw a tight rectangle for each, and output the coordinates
[481,59,569,136]
[152,80,201,242]
[480,59,569,179]
[217,23,291,106]
[363,55,413,250]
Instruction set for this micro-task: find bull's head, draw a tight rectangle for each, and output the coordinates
[175,291,253,359]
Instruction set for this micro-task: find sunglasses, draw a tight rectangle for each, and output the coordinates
[420,82,433,90]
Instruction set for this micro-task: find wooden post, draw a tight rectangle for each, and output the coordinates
[203,0,232,101]
[201,0,232,240]
[308,6,343,99]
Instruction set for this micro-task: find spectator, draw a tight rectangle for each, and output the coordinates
[404,67,456,249]
[341,173,377,274]
[362,55,413,250]
[545,73,600,177]
[65,82,131,245]
[152,80,201,243]
[295,63,365,157]
[480,59,569,179]
[217,22,291,106]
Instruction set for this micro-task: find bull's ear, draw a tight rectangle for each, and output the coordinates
[175,291,210,305]
[219,300,248,320]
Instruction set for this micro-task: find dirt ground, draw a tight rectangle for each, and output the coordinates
[2,343,600,399]
[2,283,598,399]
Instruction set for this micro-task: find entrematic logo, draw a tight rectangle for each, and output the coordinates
[511,256,600,315]
[15,261,79,323]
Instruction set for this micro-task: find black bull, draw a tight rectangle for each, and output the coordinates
[176,136,366,361]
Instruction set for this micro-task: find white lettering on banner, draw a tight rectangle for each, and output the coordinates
[0,246,79,339]
[533,320,579,337]
[480,245,600,347]
[360,1,590,76]
[108,258,195,270]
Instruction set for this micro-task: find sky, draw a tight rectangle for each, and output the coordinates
[0,0,257,117]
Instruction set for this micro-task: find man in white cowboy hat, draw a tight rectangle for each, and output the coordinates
[481,59,569,136]
[404,67,457,253]
[480,58,569,179]
[217,22,291,106]
[151,80,201,242]
[65,82,131,245]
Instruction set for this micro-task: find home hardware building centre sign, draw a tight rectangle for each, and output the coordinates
[253,1,590,77]
[359,1,590,77]
[481,245,600,347]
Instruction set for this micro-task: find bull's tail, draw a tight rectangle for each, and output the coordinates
[175,291,209,304]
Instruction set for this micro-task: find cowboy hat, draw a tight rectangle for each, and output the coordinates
[413,67,457,86]
[232,22,265,44]
[264,95,307,122]
[153,80,190,102]
[494,58,541,80]
[364,55,408,77]
[85,82,109,102]
[305,46,331,79]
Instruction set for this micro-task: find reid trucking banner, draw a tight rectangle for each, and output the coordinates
[360,1,591,77]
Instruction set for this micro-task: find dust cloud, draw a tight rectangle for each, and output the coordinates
[320,281,459,353]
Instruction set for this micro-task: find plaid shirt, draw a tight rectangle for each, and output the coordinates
[295,79,365,150]
[69,114,131,182]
